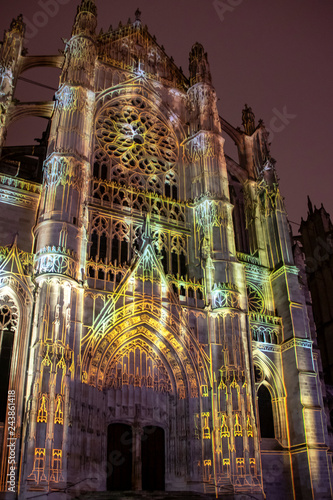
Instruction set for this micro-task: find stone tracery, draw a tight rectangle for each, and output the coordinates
[95,96,178,175]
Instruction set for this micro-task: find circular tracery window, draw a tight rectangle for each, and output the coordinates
[247,285,264,313]
[95,97,178,175]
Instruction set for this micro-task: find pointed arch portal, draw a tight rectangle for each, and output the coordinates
[83,301,209,492]
[81,300,209,399]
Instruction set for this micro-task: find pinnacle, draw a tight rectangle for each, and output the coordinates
[307,195,313,215]
[78,0,97,16]
[135,8,142,21]
[133,8,142,27]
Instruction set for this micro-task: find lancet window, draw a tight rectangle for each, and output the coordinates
[171,235,187,277]
[111,222,130,265]
[89,216,131,268]
[105,341,172,393]
[90,216,109,262]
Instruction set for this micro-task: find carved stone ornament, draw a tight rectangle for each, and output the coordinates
[195,199,228,229]
[183,133,215,163]
[44,157,88,191]
[55,86,86,112]
[35,247,77,279]
[212,283,240,310]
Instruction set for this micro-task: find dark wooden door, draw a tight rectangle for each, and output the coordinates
[141,426,165,491]
[107,423,133,490]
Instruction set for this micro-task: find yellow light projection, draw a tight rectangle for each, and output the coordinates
[247,415,253,437]
[28,448,46,484]
[54,395,64,424]
[220,414,230,438]
[105,338,172,392]
[81,299,208,400]
[37,394,48,423]
[202,413,211,439]
[234,414,242,437]
[50,449,63,483]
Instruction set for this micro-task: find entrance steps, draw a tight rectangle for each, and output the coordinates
[73,488,264,500]
[74,492,221,500]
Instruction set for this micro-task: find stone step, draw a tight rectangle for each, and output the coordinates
[73,491,221,500]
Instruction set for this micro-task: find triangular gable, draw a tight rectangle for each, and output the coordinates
[97,21,188,91]
[91,230,180,337]
[96,71,162,104]
[0,237,30,283]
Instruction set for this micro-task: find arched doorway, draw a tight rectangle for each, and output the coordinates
[258,384,275,438]
[141,426,165,491]
[107,423,133,491]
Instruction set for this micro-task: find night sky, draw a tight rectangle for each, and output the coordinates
[1,0,332,227]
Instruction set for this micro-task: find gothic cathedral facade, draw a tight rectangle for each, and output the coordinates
[0,2,332,499]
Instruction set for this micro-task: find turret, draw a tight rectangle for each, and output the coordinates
[21,1,98,495]
[0,14,26,147]
[60,0,97,88]
[72,0,97,37]
[189,42,212,86]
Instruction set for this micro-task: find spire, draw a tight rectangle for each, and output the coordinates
[307,195,313,215]
[135,8,142,21]
[134,8,142,27]
[9,14,25,36]
[189,42,212,86]
[0,14,25,68]
[242,104,256,135]
[72,0,97,36]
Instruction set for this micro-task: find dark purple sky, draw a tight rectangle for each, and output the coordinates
[1,0,332,226]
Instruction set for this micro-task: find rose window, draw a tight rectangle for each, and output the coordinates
[96,97,178,175]
[247,286,264,313]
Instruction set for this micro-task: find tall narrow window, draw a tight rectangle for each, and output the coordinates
[99,233,107,261]
[121,240,128,264]
[111,237,119,264]
[101,164,108,180]
[171,252,178,275]
[172,185,178,200]
[161,248,168,274]
[90,231,98,259]
[93,162,99,178]
[258,384,275,438]
[180,253,186,277]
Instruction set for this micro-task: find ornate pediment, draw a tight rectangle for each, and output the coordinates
[97,21,188,90]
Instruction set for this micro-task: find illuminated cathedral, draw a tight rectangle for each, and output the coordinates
[0,1,332,499]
